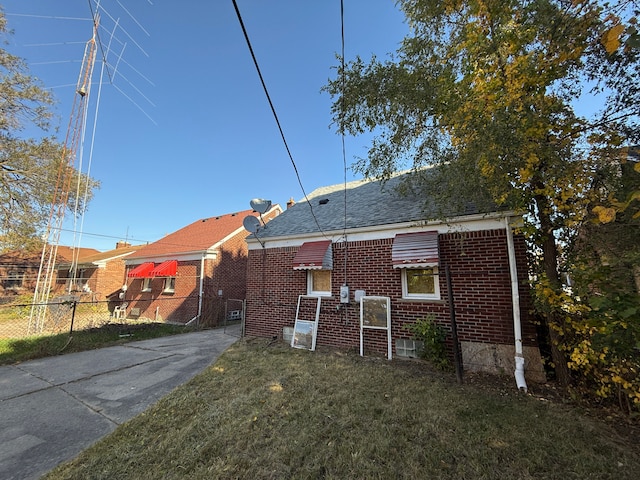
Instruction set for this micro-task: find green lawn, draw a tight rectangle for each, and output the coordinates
[45,338,640,480]
[0,323,192,365]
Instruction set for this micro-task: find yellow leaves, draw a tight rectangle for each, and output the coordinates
[519,153,541,183]
[268,382,284,392]
[592,205,617,223]
[569,347,590,367]
[601,23,625,54]
[480,161,495,178]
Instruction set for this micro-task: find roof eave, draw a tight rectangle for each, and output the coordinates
[247,210,521,249]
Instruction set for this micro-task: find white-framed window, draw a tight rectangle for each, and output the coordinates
[395,339,425,358]
[401,267,440,300]
[163,277,175,294]
[307,270,331,296]
[142,277,152,292]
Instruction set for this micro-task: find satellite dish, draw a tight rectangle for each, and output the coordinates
[250,198,272,214]
[243,215,261,233]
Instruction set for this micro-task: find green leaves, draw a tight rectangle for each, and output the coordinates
[325,0,640,402]
[0,11,99,252]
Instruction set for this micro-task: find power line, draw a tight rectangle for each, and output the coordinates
[340,0,348,287]
[231,0,327,237]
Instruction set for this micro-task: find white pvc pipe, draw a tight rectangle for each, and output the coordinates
[505,217,528,392]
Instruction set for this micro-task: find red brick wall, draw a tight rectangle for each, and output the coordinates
[92,258,128,299]
[124,229,256,325]
[125,260,200,323]
[246,229,537,357]
[205,231,250,301]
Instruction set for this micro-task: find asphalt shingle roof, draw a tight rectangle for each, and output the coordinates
[256,171,485,239]
[69,245,144,266]
[0,247,100,266]
[128,209,258,259]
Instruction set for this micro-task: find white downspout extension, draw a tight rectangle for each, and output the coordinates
[196,253,206,324]
[505,217,528,392]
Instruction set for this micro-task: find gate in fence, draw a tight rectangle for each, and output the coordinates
[199,294,244,337]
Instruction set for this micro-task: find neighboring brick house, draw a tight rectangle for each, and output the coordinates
[0,246,99,296]
[56,242,144,300]
[122,206,281,325]
[245,172,546,384]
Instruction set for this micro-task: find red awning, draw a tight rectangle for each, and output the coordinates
[392,231,439,268]
[292,241,333,270]
[127,262,155,278]
[150,260,178,277]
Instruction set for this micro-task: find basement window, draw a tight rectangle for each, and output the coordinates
[395,339,424,359]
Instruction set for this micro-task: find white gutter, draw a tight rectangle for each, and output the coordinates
[505,217,527,392]
[196,253,206,325]
[247,211,520,251]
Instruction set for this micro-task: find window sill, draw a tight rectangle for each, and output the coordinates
[398,298,445,304]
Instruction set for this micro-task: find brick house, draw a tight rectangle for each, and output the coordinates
[122,206,281,325]
[56,242,143,301]
[0,246,99,296]
[245,172,546,384]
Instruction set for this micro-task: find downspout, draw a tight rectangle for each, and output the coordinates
[505,217,528,392]
[196,253,206,324]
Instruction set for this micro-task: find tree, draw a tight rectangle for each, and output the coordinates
[324,0,639,389]
[0,10,98,252]
[563,151,640,410]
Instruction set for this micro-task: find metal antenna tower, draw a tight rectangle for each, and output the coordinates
[29,16,99,334]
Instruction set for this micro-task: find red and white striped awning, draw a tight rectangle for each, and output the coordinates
[292,241,333,270]
[392,231,439,268]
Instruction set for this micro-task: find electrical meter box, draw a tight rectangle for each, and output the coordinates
[340,285,350,303]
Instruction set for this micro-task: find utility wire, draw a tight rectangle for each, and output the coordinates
[231,0,326,236]
[340,0,348,288]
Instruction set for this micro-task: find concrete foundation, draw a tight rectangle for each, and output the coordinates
[461,341,547,383]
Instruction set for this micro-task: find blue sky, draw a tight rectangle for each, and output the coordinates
[2,1,409,251]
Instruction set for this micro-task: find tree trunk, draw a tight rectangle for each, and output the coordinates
[534,192,573,388]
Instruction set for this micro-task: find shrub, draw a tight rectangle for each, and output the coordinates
[408,315,450,370]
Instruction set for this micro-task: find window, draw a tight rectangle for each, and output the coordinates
[395,339,424,358]
[163,277,175,294]
[142,277,152,292]
[307,270,331,296]
[401,267,440,300]
[3,270,23,289]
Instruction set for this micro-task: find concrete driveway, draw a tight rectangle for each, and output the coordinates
[0,326,240,480]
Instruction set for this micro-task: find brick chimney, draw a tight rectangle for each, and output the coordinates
[115,241,131,250]
[286,197,296,209]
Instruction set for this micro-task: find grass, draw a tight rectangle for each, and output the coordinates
[0,323,192,365]
[45,338,640,480]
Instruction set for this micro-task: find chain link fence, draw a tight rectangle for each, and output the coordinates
[0,295,245,339]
